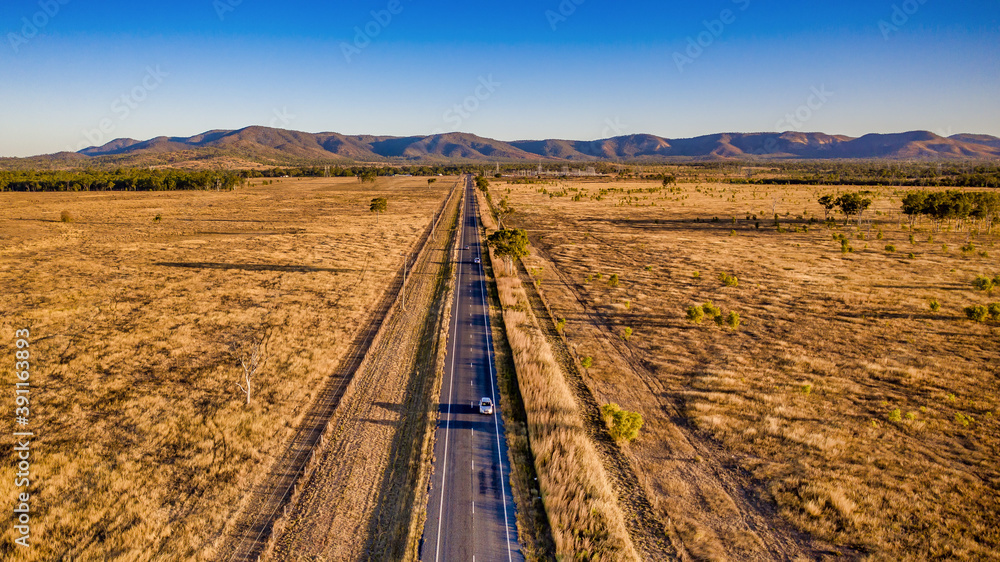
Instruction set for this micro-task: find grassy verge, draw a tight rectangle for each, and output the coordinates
[475,188,557,561]
[475,187,639,561]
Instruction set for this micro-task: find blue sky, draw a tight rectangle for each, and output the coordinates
[1,0,998,157]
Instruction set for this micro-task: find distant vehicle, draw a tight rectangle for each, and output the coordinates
[465,245,470,250]
[479,397,494,415]
[473,257,481,264]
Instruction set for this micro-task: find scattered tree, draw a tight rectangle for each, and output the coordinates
[232,326,273,405]
[369,197,388,223]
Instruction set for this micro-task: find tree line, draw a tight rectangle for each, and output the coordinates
[901,190,1000,232]
[0,169,245,192]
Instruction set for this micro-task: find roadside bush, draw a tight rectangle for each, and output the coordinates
[989,303,1000,321]
[929,299,941,312]
[622,327,632,341]
[965,305,989,323]
[841,239,853,254]
[608,274,619,288]
[961,242,976,255]
[686,305,705,324]
[692,271,701,279]
[580,356,593,369]
[601,403,643,442]
[888,408,902,423]
[885,244,896,253]
[555,318,566,332]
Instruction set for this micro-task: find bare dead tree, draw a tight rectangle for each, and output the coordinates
[233,326,273,405]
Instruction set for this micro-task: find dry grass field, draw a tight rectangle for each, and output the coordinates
[0,177,453,559]
[496,178,999,560]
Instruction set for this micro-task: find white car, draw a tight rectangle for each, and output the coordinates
[473,257,481,264]
[479,397,494,415]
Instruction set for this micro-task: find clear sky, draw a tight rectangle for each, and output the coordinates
[1,0,998,157]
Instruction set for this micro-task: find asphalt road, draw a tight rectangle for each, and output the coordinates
[421,176,522,561]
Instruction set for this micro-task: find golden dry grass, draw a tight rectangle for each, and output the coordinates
[0,177,453,559]
[498,178,1000,560]
[480,191,639,561]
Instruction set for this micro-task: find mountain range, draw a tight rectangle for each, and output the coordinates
[18,127,1000,167]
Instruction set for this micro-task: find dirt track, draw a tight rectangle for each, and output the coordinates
[263,182,462,560]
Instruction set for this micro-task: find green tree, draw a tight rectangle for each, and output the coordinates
[369,197,388,223]
[818,194,837,220]
[358,169,378,184]
[487,228,530,274]
[836,192,873,225]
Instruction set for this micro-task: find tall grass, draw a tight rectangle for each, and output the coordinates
[496,275,639,561]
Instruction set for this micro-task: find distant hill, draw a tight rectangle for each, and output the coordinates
[11,126,1000,168]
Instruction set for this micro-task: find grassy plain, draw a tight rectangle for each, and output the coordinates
[498,177,1000,560]
[0,177,452,559]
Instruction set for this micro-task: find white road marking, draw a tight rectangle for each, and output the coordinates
[434,182,467,562]
[473,198,515,562]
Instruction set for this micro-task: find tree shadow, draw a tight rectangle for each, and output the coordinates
[154,262,351,273]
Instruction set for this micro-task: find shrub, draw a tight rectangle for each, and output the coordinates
[555,318,566,332]
[608,274,619,288]
[644,265,653,271]
[701,301,722,318]
[725,311,741,330]
[841,239,852,254]
[692,271,700,279]
[965,305,989,323]
[153,213,162,222]
[908,253,915,259]
[973,275,995,292]
[885,244,896,253]
[580,356,593,368]
[686,306,705,324]
[622,327,632,341]
[961,242,976,255]
[955,412,972,427]
[877,230,884,240]
[888,408,902,423]
[989,303,1000,321]
[60,210,73,223]
[601,403,643,442]
[909,234,915,244]
[729,229,736,237]
[929,299,941,312]
[719,272,739,287]
[801,384,813,395]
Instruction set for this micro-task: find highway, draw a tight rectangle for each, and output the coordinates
[421,176,523,561]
